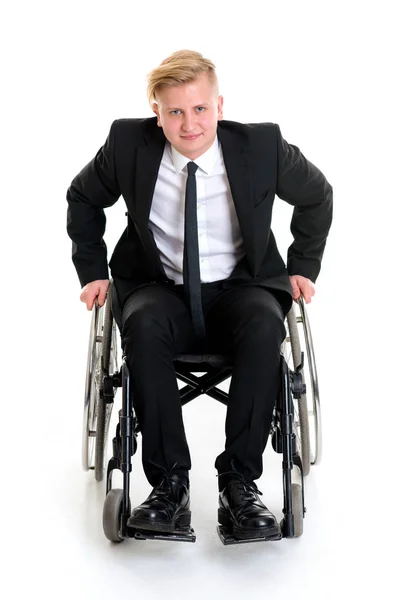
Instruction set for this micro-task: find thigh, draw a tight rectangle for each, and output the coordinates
[205,285,286,353]
[121,283,198,354]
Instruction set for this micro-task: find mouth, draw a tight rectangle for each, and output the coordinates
[181,134,201,140]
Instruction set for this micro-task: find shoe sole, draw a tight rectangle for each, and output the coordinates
[218,508,281,540]
[128,511,191,533]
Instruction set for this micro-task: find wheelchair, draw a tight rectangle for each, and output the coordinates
[82,279,322,545]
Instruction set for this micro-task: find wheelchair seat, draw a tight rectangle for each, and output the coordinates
[174,353,232,368]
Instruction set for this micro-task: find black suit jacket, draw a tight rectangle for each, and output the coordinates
[66,117,333,316]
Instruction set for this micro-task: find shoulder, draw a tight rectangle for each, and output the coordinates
[218,119,277,133]
[111,116,158,140]
[218,119,279,148]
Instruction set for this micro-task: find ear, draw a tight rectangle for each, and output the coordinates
[152,103,161,126]
[217,95,224,121]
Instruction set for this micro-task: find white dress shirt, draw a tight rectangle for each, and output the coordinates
[149,135,246,284]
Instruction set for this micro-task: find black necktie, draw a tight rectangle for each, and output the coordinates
[183,161,206,341]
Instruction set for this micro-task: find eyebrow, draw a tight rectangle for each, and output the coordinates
[166,103,210,110]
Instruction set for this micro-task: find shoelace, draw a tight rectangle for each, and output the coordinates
[216,470,263,502]
[148,460,183,505]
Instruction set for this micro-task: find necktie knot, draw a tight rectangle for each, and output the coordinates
[186,161,198,176]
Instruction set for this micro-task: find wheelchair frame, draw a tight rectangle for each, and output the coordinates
[82,280,322,545]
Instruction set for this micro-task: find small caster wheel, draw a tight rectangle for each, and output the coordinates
[103,488,130,542]
[292,483,304,537]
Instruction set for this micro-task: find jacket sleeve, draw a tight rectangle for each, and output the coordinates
[66,120,121,287]
[275,124,333,282]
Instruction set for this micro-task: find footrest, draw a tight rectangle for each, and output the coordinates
[128,527,196,543]
[217,525,282,545]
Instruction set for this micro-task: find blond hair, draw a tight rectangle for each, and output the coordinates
[147,50,218,105]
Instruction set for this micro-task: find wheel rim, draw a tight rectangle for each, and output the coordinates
[282,314,308,469]
[94,287,120,480]
[297,297,322,465]
[82,302,103,470]
[104,321,119,447]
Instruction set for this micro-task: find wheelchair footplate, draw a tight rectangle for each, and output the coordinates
[126,525,196,543]
[217,524,282,545]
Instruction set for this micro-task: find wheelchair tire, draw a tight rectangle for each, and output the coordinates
[292,483,304,537]
[103,488,128,543]
[82,302,103,471]
[95,288,116,482]
[286,306,311,476]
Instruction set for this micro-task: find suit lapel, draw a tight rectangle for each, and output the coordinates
[135,123,166,233]
[218,124,256,277]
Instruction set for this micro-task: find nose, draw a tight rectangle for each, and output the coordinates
[182,112,196,132]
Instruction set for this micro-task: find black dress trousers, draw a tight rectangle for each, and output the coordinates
[119,279,287,489]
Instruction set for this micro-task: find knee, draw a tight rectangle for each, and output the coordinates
[122,305,173,347]
[237,306,286,346]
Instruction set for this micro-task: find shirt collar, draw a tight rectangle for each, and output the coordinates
[169,134,219,175]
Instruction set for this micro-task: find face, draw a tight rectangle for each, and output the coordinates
[152,72,223,160]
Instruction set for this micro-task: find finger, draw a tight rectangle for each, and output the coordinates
[307,283,316,303]
[88,293,99,311]
[305,289,313,303]
[98,289,107,307]
[297,283,310,304]
[291,283,301,300]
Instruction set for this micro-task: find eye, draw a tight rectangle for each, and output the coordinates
[196,107,205,112]
[170,110,181,115]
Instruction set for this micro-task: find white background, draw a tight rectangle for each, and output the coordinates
[1,0,399,598]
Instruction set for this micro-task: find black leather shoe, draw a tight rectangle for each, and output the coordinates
[218,475,280,540]
[128,473,191,533]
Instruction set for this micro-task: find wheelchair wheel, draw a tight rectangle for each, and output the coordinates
[292,483,304,537]
[285,305,311,476]
[95,287,118,482]
[297,297,322,466]
[103,488,129,542]
[287,297,322,468]
[82,301,103,471]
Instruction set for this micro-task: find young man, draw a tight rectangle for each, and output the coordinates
[67,50,333,540]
